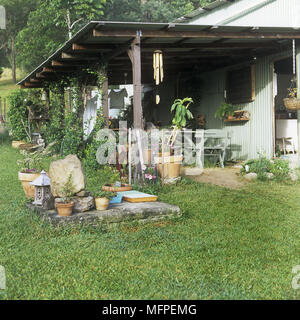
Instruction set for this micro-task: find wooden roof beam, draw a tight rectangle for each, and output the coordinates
[61,52,99,60]
[51,60,88,67]
[23,82,43,88]
[42,66,76,73]
[72,43,115,51]
[142,42,280,49]
[93,29,300,39]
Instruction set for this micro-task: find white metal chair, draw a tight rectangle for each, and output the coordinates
[203,130,230,168]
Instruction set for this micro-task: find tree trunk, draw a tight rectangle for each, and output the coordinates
[66,10,72,40]
[11,34,16,84]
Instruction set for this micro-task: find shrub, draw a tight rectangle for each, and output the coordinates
[61,112,85,158]
[83,111,106,170]
[7,90,29,141]
[86,166,120,195]
[241,154,290,181]
[8,89,47,141]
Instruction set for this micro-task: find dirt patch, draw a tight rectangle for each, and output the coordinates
[187,167,246,189]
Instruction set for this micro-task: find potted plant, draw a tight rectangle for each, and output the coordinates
[214,102,237,120]
[93,191,117,211]
[56,175,75,217]
[102,183,132,192]
[283,87,300,110]
[158,98,194,179]
[17,150,42,199]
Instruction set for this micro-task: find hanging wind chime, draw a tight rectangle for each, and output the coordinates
[283,39,300,110]
[153,50,164,104]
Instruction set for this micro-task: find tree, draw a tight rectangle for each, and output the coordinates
[45,0,106,39]
[16,0,106,72]
[103,0,212,22]
[0,0,38,82]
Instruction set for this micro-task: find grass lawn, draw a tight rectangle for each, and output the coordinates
[0,141,300,300]
[0,68,25,100]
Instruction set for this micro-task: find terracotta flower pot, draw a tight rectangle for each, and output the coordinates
[56,201,74,217]
[18,171,40,199]
[95,197,110,211]
[102,184,132,192]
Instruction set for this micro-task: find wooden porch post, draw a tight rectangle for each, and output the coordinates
[128,31,143,129]
[102,69,109,128]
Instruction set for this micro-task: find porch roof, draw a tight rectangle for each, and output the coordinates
[18,21,300,88]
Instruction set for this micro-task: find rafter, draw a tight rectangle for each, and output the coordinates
[93,29,300,40]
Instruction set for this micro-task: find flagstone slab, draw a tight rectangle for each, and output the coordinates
[26,202,181,229]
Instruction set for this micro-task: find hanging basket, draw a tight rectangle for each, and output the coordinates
[283,98,300,110]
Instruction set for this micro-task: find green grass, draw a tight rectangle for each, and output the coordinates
[0,141,300,300]
[0,68,25,100]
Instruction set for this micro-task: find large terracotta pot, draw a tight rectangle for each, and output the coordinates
[56,201,74,217]
[157,155,183,179]
[95,197,110,211]
[158,163,182,179]
[18,171,40,199]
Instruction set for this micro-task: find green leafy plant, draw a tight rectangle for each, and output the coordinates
[214,102,237,120]
[241,154,290,181]
[85,166,120,195]
[7,90,30,141]
[8,89,48,141]
[91,190,117,200]
[168,97,194,148]
[17,150,43,173]
[171,97,194,129]
[60,174,76,203]
[17,143,56,173]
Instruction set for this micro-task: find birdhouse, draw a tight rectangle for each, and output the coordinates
[30,170,54,210]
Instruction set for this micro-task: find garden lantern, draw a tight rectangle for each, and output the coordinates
[30,170,54,209]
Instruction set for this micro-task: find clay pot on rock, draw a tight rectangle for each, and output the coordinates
[18,171,40,199]
[95,197,110,211]
[56,201,74,217]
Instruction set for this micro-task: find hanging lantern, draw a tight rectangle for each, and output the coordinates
[153,50,164,85]
[30,170,54,210]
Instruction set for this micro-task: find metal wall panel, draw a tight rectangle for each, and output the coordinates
[196,50,291,160]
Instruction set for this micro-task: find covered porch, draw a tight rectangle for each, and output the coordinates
[18,21,300,162]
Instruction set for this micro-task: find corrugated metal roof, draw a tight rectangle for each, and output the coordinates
[175,0,238,22]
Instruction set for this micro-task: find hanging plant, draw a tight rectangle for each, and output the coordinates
[284,40,300,110]
[284,79,300,111]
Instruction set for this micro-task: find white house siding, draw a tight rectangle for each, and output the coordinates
[189,0,300,29]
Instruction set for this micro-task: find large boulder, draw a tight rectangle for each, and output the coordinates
[49,155,86,197]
